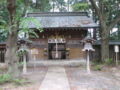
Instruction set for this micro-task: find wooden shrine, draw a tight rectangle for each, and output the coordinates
[27,12,98,60]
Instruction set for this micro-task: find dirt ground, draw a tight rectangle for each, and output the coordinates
[0,66,120,90]
[0,66,48,90]
[65,66,120,90]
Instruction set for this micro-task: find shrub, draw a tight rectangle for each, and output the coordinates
[13,79,26,85]
[93,65,103,71]
[0,74,12,84]
[92,59,102,65]
[105,58,114,65]
[0,74,27,85]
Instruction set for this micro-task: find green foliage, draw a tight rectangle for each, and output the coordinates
[0,73,27,85]
[92,60,103,71]
[17,62,24,67]
[50,0,67,12]
[30,0,52,12]
[20,17,42,30]
[13,79,26,85]
[0,29,8,42]
[110,30,120,40]
[69,0,89,12]
[0,0,43,43]
[17,50,27,57]
[0,74,12,84]
[55,0,67,12]
[0,0,8,22]
[103,0,120,25]
[72,3,89,11]
[69,0,87,4]
[105,58,114,65]
[92,59,103,65]
[93,65,103,71]
[19,17,43,38]
[0,2,9,42]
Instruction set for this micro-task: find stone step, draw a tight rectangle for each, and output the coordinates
[27,60,86,67]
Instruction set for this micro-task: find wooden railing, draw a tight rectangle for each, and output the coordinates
[0,48,29,63]
[0,49,6,63]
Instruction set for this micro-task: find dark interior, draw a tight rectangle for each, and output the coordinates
[48,43,66,60]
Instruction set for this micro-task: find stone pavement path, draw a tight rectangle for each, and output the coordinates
[39,67,70,90]
[2,66,120,90]
[66,67,120,90]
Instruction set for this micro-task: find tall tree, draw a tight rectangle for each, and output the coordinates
[51,0,67,12]
[0,0,42,78]
[89,0,120,61]
[6,0,19,77]
[30,0,52,12]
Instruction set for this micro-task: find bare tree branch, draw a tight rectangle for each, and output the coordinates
[108,15,120,31]
[7,0,16,24]
[21,0,29,17]
[89,0,100,17]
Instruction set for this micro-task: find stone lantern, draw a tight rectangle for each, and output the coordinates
[18,39,29,74]
[82,36,95,74]
[31,48,39,71]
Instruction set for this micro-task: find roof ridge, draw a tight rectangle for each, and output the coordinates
[27,12,88,17]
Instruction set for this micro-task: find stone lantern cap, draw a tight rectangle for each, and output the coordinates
[17,38,32,52]
[82,36,95,51]
[17,38,32,45]
[81,36,95,44]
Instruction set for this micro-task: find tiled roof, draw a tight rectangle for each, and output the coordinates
[27,12,98,28]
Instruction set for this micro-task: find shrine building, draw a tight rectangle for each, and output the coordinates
[27,12,98,60]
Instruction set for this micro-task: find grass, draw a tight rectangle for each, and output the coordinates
[91,58,118,71]
[104,58,114,65]
[0,74,11,84]
[0,74,28,85]
[93,64,103,71]
[13,79,28,85]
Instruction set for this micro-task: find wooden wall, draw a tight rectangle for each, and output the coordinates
[29,38,86,60]
[30,28,88,60]
[69,48,85,59]
[29,47,86,60]
[0,48,6,63]
[91,45,120,62]
[0,45,6,63]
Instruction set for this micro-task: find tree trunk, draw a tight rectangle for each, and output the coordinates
[89,0,120,62]
[101,25,109,61]
[5,29,20,78]
[6,0,20,78]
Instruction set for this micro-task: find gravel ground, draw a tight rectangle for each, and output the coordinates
[65,66,120,90]
[1,66,120,90]
[0,66,48,90]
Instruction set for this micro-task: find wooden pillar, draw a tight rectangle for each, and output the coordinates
[93,28,97,39]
